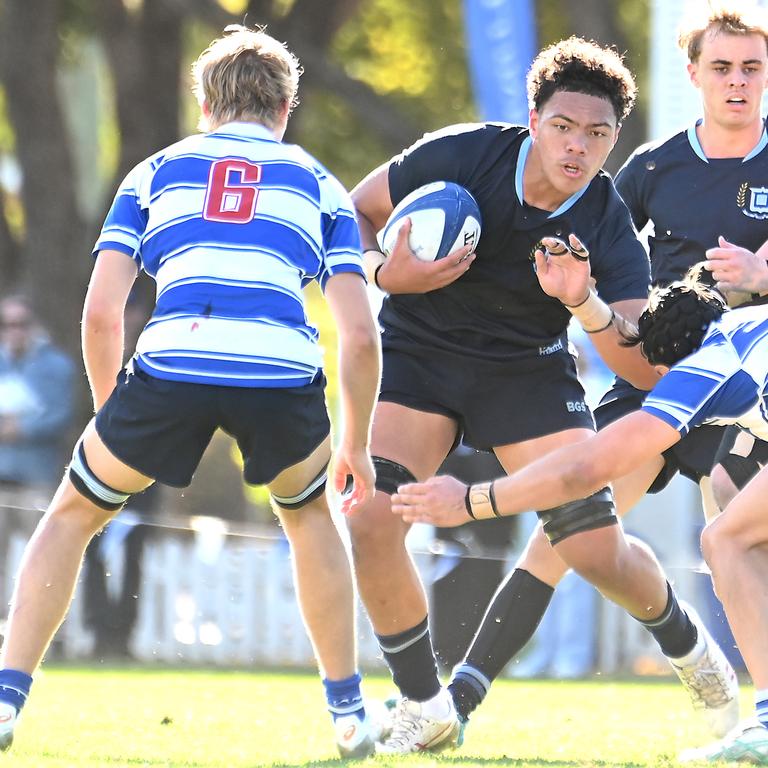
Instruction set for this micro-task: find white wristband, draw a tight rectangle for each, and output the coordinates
[363,249,386,288]
[564,289,614,333]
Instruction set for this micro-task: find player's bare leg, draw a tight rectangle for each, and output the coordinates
[702,468,768,688]
[346,401,460,753]
[1,422,152,673]
[269,436,355,680]
[347,402,456,633]
[0,422,152,753]
[680,469,768,764]
[269,435,375,758]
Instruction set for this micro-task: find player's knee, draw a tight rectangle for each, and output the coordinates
[372,456,417,496]
[536,488,617,546]
[68,439,132,514]
[270,464,328,512]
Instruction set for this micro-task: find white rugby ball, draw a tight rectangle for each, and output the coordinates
[379,181,482,262]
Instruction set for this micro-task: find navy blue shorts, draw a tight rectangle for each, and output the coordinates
[95,364,330,488]
[594,378,728,493]
[379,335,594,450]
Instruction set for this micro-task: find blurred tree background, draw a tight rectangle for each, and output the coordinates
[0,0,650,517]
[0,0,650,353]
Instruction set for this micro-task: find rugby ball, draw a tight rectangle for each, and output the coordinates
[379,181,482,262]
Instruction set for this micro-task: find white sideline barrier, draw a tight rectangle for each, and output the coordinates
[0,475,706,675]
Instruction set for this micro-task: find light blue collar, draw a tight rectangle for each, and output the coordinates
[211,121,279,142]
[515,136,589,217]
[686,118,768,162]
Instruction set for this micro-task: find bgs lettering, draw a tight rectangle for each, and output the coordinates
[566,401,587,413]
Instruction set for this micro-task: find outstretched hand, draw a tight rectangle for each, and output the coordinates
[391,475,469,527]
[376,218,476,294]
[333,447,375,516]
[705,236,768,299]
[534,233,592,306]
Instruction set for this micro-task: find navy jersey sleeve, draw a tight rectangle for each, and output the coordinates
[614,149,650,232]
[388,124,493,206]
[590,183,650,304]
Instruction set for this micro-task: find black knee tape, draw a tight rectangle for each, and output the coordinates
[719,453,762,491]
[271,464,328,510]
[372,456,417,495]
[68,441,131,511]
[536,487,617,545]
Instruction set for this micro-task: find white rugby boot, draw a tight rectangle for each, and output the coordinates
[679,719,768,764]
[669,603,739,738]
[376,689,460,754]
[0,702,16,753]
[333,713,375,759]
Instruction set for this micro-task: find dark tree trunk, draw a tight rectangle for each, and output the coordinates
[0,0,88,355]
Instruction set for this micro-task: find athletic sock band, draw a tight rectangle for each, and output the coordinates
[0,669,32,713]
[323,672,365,721]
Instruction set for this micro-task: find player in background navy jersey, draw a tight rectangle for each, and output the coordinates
[0,26,382,759]
[392,268,768,764]
[447,4,768,738]
[347,37,736,754]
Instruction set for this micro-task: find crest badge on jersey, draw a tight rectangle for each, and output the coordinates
[737,182,768,219]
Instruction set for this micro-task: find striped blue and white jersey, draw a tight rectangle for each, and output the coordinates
[94,121,364,388]
[642,306,768,440]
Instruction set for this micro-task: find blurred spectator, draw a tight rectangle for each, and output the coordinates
[0,294,76,489]
[0,294,76,624]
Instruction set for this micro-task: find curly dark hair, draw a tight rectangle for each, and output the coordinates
[527,36,637,123]
[621,265,727,367]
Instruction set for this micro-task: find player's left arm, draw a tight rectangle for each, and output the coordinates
[392,411,680,526]
[82,249,139,412]
[535,234,660,389]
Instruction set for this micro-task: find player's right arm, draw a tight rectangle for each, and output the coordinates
[82,250,139,412]
[85,160,147,412]
[351,162,473,294]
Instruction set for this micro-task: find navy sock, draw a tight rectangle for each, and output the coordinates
[323,672,365,722]
[449,664,490,722]
[0,669,32,713]
[637,583,697,658]
[376,617,440,701]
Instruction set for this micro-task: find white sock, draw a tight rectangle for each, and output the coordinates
[420,688,453,719]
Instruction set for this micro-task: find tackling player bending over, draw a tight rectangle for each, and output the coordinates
[393,268,768,765]
[0,25,381,760]
[346,35,737,754]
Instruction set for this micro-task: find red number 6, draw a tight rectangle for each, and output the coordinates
[204,159,262,223]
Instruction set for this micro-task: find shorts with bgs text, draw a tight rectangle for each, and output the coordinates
[379,335,594,450]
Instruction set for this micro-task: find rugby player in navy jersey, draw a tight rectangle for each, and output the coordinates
[446,3,768,740]
[347,36,737,754]
[0,26,382,759]
[392,270,768,764]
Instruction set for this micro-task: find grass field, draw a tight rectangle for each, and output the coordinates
[3,666,750,767]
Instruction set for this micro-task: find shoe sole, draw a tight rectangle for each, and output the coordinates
[418,719,461,752]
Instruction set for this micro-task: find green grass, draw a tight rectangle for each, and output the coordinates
[3,667,751,767]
